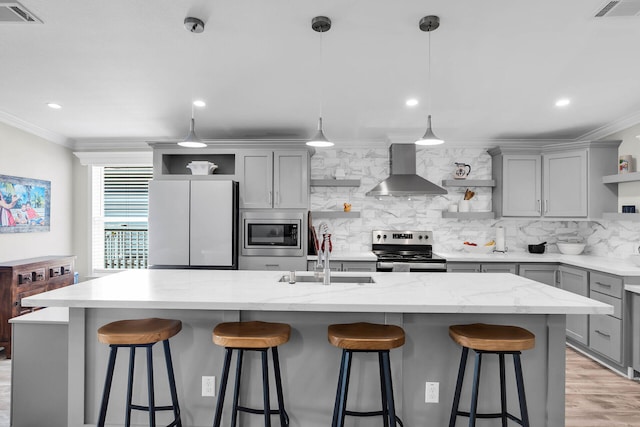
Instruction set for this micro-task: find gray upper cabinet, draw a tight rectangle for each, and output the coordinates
[501,154,541,216]
[239,150,309,209]
[490,141,620,219]
[544,150,587,217]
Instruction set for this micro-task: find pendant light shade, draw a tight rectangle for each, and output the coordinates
[415,115,444,146]
[307,117,333,148]
[307,16,334,148]
[415,15,444,146]
[178,104,207,148]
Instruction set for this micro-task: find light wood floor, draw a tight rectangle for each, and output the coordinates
[566,347,640,426]
[0,347,639,426]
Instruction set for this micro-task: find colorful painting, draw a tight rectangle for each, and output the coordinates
[0,174,50,233]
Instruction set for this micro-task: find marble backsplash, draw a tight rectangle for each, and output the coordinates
[309,146,640,258]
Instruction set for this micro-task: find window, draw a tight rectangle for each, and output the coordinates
[91,166,153,272]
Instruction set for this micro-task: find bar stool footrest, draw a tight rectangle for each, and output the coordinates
[343,410,404,426]
[456,410,523,422]
[130,404,177,412]
[237,405,288,417]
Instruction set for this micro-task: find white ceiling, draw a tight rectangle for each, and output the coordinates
[1,0,640,148]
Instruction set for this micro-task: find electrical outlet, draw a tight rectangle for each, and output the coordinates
[425,382,439,403]
[202,376,216,397]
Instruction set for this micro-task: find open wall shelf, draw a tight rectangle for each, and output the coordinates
[311,211,361,219]
[602,172,640,184]
[441,179,496,187]
[311,179,361,187]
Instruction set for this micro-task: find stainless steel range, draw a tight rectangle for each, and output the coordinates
[372,230,447,272]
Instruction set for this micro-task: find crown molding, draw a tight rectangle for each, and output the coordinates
[0,110,73,147]
[73,151,153,166]
[578,109,640,140]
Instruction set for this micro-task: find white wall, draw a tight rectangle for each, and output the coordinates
[310,145,640,257]
[0,122,74,262]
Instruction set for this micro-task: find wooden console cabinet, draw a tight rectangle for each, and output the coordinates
[0,256,75,358]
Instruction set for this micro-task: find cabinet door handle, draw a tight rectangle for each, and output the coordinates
[537,199,541,213]
[595,329,611,338]
[275,191,280,206]
[595,282,612,288]
[268,191,272,205]
[544,200,548,213]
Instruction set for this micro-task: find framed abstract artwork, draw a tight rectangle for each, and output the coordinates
[0,174,50,233]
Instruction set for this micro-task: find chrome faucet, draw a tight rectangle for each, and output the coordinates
[315,223,331,285]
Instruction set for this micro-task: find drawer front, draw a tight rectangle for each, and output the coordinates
[33,268,46,282]
[589,314,622,363]
[16,271,34,285]
[481,263,518,274]
[590,291,621,319]
[590,272,623,298]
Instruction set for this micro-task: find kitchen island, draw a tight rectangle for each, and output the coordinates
[21,270,611,427]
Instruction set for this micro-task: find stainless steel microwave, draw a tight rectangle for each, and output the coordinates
[241,211,304,256]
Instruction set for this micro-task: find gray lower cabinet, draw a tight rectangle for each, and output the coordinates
[307,260,376,272]
[518,263,558,286]
[558,265,589,345]
[632,294,640,373]
[588,272,624,364]
[446,262,517,274]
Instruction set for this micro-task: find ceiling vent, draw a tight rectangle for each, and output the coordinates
[594,0,640,17]
[0,2,42,23]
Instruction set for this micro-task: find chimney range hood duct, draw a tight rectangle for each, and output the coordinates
[366,144,447,197]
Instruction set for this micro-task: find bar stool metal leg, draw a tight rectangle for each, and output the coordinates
[499,353,507,427]
[334,349,353,427]
[230,349,244,427]
[213,348,233,427]
[261,350,272,427]
[378,352,389,427]
[146,345,156,427]
[163,340,182,427]
[125,346,136,427]
[97,346,118,427]
[513,353,530,427]
[449,346,469,427]
[380,351,397,426]
[271,347,289,426]
[469,352,483,427]
[331,350,347,427]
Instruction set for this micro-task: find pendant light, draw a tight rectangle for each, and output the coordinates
[178,101,207,148]
[415,15,444,146]
[307,16,334,148]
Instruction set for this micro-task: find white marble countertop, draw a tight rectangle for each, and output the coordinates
[22,270,611,315]
[439,252,640,276]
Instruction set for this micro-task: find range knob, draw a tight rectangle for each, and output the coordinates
[423,234,429,240]
[418,235,423,240]
[377,234,381,240]
[383,234,387,239]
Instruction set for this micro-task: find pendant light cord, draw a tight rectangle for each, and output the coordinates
[427,27,432,118]
[318,26,324,126]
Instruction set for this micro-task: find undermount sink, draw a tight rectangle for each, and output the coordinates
[279,275,375,284]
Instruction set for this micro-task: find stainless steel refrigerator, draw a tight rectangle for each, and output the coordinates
[148,180,238,269]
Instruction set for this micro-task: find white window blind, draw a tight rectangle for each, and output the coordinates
[91,166,153,273]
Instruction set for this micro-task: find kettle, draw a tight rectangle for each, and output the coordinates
[454,163,471,179]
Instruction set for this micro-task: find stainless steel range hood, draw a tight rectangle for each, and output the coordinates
[366,144,447,197]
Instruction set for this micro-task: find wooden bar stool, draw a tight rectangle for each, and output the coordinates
[448,323,535,427]
[96,318,182,427]
[328,322,405,427]
[212,321,291,427]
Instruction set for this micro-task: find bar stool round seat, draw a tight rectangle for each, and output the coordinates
[98,318,182,345]
[328,322,405,427]
[448,323,535,427]
[96,318,183,427]
[213,321,290,348]
[212,321,291,427]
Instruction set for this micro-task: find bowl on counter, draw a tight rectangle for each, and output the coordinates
[186,161,218,175]
[557,242,586,255]
[528,242,546,254]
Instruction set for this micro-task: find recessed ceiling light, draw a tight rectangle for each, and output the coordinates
[47,103,62,109]
[406,98,419,107]
[193,100,206,107]
[555,98,570,107]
